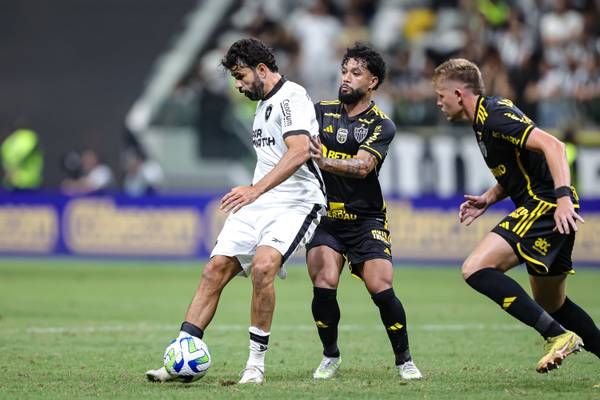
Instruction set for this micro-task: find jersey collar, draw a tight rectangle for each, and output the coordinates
[343,100,375,120]
[472,95,484,127]
[262,77,286,101]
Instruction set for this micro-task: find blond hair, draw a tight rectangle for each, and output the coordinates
[432,58,485,95]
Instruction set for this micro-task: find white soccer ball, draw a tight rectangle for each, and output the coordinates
[163,335,211,382]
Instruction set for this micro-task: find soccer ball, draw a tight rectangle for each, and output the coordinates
[163,334,211,382]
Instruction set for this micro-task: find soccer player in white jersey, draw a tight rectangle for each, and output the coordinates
[146,38,326,384]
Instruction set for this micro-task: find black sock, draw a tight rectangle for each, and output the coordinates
[551,297,600,358]
[371,288,411,366]
[466,268,564,339]
[180,321,204,339]
[312,287,340,358]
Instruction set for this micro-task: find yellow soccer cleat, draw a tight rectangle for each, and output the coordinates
[536,330,583,373]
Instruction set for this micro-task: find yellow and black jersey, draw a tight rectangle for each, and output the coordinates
[314,100,395,220]
[473,96,565,206]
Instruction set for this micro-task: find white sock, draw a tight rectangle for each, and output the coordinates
[247,326,269,369]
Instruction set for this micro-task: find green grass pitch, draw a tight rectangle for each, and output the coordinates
[1,258,599,399]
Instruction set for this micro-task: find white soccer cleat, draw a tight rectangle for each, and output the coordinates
[238,365,265,384]
[146,366,175,382]
[397,360,423,380]
[313,356,342,379]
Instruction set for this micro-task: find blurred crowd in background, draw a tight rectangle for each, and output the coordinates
[0,126,164,196]
[2,0,600,194]
[157,0,600,137]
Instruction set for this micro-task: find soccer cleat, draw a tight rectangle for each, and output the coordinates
[313,356,341,379]
[238,365,265,384]
[536,330,583,373]
[146,366,175,382]
[397,360,423,380]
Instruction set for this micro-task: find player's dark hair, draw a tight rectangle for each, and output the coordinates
[432,58,485,95]
[221,38,278,72]
[342,43,386,90]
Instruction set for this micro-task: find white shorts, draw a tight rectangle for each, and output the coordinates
[210,201,325,278]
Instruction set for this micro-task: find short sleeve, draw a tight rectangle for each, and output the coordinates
[359,119,395,162]
[486,100,536,148]
[280,91,316,137]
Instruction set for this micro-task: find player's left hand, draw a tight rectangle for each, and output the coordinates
[554,197,584,234]
[220,185,260,213]
[309,136,324,167]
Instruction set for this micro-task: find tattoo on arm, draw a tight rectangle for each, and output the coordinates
[322,154,376,178]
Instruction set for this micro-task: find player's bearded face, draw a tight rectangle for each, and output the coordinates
[338,58,372,105]
[338,85,366,104]
[239,70,265,101]
[232,66,265,101]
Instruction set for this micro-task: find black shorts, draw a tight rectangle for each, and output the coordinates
[306,216,392,278]
[491,198,577,276]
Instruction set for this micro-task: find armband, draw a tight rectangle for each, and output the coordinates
[554,186,572,198]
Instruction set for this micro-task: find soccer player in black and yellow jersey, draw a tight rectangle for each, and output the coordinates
[306,43,422,380]
[433,58,600,373]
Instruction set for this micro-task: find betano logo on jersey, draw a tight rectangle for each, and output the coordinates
[321,144,355,160]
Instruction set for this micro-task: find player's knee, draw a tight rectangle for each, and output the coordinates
[311,269,339,289]
[461,258,483,280]
[201,258,229,288]
[365,278,392,295]
[251,258,278,286]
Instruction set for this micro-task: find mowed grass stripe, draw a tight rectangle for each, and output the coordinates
[0,259,599,400]
[18,322,527,335]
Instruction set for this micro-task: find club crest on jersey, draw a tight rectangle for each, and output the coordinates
[336,128,348,144]
[265,104,272,121]
[353,125,368,143]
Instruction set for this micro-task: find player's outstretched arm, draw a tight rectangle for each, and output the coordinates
[309,136,377,179]
[459,184,506,226]
[525,128,584,234]
[220,133,311,213]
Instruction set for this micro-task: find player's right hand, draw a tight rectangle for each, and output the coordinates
[220,185,260,213]
[309,136,324,167]
[459,194,488,226]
